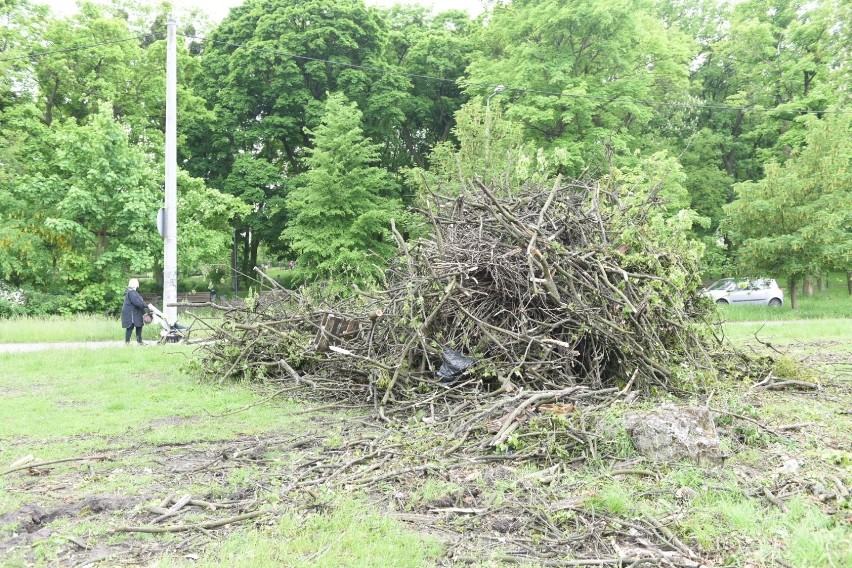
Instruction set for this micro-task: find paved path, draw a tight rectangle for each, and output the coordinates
[0,341,152,353]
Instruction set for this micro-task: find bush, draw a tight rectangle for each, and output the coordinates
[277,268,313,290]
[0,282,26,318]
[21,290,75,317]
[0,282,84,318]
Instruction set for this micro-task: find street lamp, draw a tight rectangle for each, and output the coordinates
[486,85,506,164]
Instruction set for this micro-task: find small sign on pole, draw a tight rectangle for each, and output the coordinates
[157,208,165,237]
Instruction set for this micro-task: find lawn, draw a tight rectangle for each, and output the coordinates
[1,320,849,567]
[0,346,441,567]
[0,311,217,344]
[0,314,156,343]
[718,272,852,321]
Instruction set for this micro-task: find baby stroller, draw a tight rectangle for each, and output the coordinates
[145,303,191,343]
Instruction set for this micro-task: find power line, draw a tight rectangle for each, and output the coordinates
[0,34,153,63]
[183,33,850,116]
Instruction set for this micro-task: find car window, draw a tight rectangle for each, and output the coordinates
[707,279,733,291]
[752,279,769,290]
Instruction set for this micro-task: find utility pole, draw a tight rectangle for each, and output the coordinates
[163,15,178,322]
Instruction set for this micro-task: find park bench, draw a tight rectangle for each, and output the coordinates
[176,291,213,304]
[139,293,160,306]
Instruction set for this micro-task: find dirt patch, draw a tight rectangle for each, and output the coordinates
[0,494,141,558]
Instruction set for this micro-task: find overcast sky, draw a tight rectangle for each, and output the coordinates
[37,0,485,21]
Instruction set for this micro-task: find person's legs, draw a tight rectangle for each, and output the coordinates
[135,326,144,344]
[125,326,132,344]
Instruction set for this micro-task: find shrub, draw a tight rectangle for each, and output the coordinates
[0,282,26,318]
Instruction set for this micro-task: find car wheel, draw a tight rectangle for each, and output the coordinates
[768,298,782,307]
[716,299,729,305]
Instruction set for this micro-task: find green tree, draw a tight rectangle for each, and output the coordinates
[383,5,475,169]
[1,105,161,310]
[723,113,851,308]
[464,0,691,176]
[189,0,408,179]
[177,171,252,277]
[187,0,413,269]
[282,93,402,282]
[222,153,282,272]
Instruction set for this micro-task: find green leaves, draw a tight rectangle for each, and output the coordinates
[724,113,851,303]
[282,93,402,283]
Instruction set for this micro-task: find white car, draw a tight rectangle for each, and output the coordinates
[703,278,784,307]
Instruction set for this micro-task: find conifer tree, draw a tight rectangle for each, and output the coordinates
[282,93,402,283]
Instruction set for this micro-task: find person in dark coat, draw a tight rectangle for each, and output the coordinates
[122,278,148,345]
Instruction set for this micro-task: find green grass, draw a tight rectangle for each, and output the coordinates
[2,304,850,567]
[0,347,300,451]
[0,347,442,567]
[0,312,218,343]
[0,314,161,343]
[724,318,852,344]
[718,273,852,321]
[159,498,441,568]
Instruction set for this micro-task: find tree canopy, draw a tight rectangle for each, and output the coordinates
[0,0,848,313]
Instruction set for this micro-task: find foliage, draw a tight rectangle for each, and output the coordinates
[0,281,26,318]
[464,0,691,176]
[724,113,851,308]
[178,170,253,276]
[0,105,161,311]
[1,0,849,313]
[281,93,404,283]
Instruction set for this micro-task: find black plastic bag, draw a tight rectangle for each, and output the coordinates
[436,348,476,384]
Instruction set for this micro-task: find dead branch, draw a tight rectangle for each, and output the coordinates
[112,510,264,534]
[1,454,112,476]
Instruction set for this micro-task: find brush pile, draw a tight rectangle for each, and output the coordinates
[198,178,722,437]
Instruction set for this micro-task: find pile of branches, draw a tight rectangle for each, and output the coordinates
[199,178,723,431]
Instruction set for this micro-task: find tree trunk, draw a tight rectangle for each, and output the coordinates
[806,276,814,297]
[818,274,826,292]
[250,237,260,272]
[231,229,239,294]
[241,234,251,276]
[789,277,798,310]
[153,261,164,288]
[847,271,852,296]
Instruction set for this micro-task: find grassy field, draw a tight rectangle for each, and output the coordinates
[0,312,217,344]
[719,273,852,321]
[1,321,850,567]
[0,347,440,567]
[0,314,156,343]
[724,318,852,344]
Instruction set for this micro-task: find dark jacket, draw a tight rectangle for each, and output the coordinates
[121,288,148,328]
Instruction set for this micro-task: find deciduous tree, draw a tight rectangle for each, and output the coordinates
[724,113,851,308]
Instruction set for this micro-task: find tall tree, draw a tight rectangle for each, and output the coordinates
[723,113,851,308]
[464,0,692,176]
[187,0,412,267]
[223,153,282,272]
[189,0,409,181]
[282,93,402,282]
[1,105,161,309]
[383,5,475,169]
